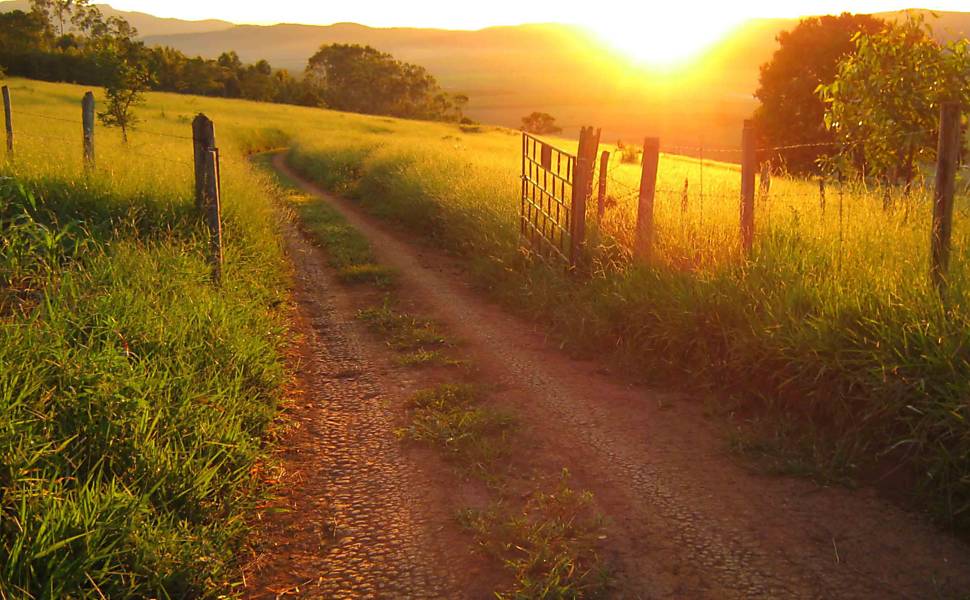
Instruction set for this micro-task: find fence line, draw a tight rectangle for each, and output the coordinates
[0,86,224,283]
[577,105,963,295]
[12,106,195,141]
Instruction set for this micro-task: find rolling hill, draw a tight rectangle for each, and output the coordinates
[0,0,233,36]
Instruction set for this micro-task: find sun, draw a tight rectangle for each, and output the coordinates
[587,8,747,71]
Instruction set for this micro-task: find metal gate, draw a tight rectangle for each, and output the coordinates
[520,127,600,267]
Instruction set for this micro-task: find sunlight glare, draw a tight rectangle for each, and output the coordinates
[587,6,747,70]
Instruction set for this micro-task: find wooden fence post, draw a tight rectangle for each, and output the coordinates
[740,120,756,253]
[2,86,12,157]
[597,150,609,223]
[570,126,594,266]
[202,148,223,283]
[634,137,660,262]
[585,128,601,201]
[82,91,95,168]
[931,102,961,296]
[192,114,215,210]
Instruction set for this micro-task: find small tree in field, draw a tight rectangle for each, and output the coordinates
[98,56,151,143]
[818,13,970,186]
[521,112,562,135]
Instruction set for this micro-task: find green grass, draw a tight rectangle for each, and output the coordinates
[0,78,293,597]
[458,471,610,599]
[358,303,462,367]
[402,386,608,596]
[278,105,970,530]
[255,153,396,286]
[399,384,513,480]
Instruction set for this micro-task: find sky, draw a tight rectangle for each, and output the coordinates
[106,1,969,29]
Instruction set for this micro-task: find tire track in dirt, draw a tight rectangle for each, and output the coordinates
[273,153,970,599]
[243,215,474,599]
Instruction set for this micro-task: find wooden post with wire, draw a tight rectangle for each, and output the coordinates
[740,120,756,254]
[597,150,609,223]
[931,102,961,296]
[82,91,95,169]
[202,147,223,283]
[2,86,12,157]
[570,126,598,266]
[634,137,660,262]
[192,113,216,210]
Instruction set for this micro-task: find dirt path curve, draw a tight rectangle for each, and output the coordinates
[272,154,970,599]
[242,212,495,598]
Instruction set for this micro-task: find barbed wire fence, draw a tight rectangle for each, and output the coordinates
[583,108,965,296]
[1,85,223,283]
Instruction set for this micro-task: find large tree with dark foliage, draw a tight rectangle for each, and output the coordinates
[305,44,462,121]
[753,13,884,175]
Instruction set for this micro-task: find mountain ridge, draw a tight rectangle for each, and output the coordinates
[0,0,234,36]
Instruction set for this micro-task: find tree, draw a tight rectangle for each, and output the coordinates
[305,44,463,120]
[452,93,469,122]
[520,112,562,135]
[753,13,884,174]
[0,10,53,54]
[818,12,970,186]
[98,52,151,142]
[2,3,325,110]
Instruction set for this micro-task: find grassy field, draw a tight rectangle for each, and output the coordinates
[282,109,970,529]
[0,78,308,597]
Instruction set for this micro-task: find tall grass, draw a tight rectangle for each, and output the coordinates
[0,79,298,597]
[282,112,970,529]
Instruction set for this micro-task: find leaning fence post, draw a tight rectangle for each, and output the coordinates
[2,86,12,157]
[192,114,216,210]
[740,120,757,254]
[202,148,223,283]
[597,150,609,223]
[634,137,660,262]
[931,102,961,296]
[82,91,95,169]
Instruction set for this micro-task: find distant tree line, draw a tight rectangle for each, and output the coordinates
[0,1,469,122]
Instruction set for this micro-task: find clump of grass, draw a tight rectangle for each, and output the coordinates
[358,301,451,361]
[400,384,513,480]
[459,471,610,599]
[397,347,453,367]
[0,184,88,315]
[258,154,395,286]
[289,189,395,285]
[617,142,641,164]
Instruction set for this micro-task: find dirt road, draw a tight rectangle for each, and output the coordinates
[256,153,970,599]
[242,213,503,598]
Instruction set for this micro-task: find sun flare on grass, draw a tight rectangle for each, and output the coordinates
[588,9,747,70]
